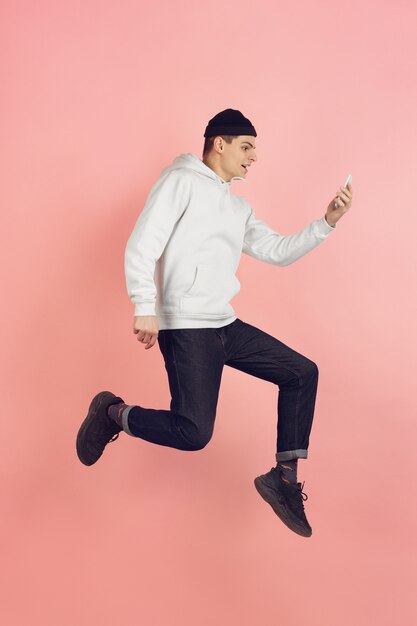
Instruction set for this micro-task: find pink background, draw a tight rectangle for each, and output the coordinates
[2,1,416,624]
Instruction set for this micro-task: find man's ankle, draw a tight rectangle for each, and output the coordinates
[276,459,298,484]
[107,402,128,428]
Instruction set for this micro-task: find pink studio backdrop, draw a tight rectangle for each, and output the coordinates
[1,1,416,625]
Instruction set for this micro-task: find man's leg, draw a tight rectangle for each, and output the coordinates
[123,327,225,451]
[221,318,319,462]
[76,327,227,465]
[219,318,318,537]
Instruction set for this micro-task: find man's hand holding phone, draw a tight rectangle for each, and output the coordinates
[325,174,353,228]
[133,315,159,349]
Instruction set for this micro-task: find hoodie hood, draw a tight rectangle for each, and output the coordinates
[158,152,248,193]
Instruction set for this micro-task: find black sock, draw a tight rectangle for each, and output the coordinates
[276,459,298,484]
[107,402,128,428]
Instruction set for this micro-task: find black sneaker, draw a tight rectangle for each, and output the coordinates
[76,391,125,466]
[254,466,312,537]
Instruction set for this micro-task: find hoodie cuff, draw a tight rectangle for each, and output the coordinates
[134,301,156,317]
[323,215,336,230]
[313,215,336,238]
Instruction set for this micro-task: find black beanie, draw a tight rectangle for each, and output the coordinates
[204,108,257,138]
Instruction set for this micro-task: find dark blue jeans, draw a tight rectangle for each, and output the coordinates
[122,318,319,462]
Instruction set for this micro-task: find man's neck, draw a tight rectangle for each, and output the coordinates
[202,157,230,183]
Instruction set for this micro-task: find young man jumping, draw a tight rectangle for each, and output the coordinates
[76,108,353,538]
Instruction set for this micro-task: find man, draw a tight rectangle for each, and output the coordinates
[76,108,352,538]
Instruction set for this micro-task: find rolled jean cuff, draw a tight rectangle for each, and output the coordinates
[121,405,135,436]
[276,449,308,462]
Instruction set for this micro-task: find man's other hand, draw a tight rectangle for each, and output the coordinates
[133,315,159,349]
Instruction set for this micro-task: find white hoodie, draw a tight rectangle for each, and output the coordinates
[124,152,336,330]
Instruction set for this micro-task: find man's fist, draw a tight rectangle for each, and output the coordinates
[133,315,159,349]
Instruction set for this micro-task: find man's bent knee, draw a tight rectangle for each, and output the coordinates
[180,425,214,451]
[306,359,319,379]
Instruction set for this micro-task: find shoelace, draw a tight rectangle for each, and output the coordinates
[271,467,308,502]
[299,481,308,502]
[284,481,308,519]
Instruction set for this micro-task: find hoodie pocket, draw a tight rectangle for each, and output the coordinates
[179,263,240,316]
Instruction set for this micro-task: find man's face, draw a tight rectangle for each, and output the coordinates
[216,135,258,181]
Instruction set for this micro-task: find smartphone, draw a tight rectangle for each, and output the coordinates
[343,174,352,188]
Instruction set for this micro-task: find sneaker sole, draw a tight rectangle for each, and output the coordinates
[76,391,121,466]
[254,475,312,537]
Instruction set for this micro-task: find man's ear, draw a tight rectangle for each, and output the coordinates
[214,136,224,153]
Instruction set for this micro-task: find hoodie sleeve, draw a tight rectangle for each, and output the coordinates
[242,205,336,267]
[125,170,190,316]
